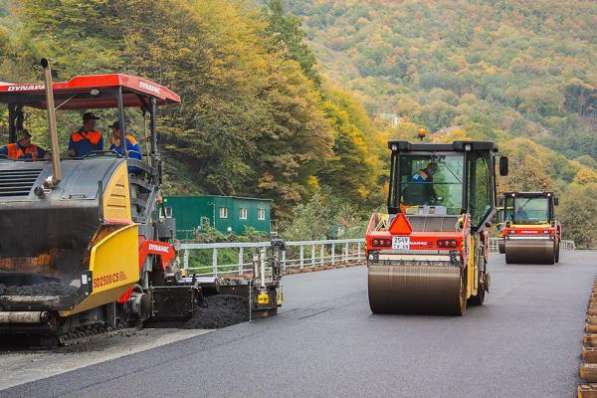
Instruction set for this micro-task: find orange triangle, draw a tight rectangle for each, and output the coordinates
[389,213,412,235]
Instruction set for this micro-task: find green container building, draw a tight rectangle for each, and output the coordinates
[163,195,272,239]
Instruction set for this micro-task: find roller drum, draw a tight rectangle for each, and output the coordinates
[504,239,555,264]
[368,262,464,315]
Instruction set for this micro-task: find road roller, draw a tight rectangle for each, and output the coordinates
[499,191,561,264]
[366,140,508,315]
[0,61,282,342]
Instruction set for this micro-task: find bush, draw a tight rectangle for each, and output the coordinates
[280,188,371,241]
[559,183,597,249]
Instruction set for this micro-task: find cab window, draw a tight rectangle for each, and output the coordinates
[469,153,492,227]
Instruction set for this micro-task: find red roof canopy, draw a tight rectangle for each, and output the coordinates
[0,74,180,110]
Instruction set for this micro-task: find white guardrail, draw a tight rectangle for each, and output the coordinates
[180,238,575,277]
[181,239,364,277]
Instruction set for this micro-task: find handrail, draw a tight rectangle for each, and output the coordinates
[180,238,365,277]
[179,237,576,278]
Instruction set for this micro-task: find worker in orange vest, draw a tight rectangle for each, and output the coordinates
[0,130,47,160]
[67,112,103,157]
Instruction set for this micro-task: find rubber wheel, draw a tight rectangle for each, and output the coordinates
[468,273,486,306]
[504,243,512,264]
[452,273,467,316]
[546,244,556,265]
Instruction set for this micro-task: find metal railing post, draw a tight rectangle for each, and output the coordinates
[238,247,244,275]
[357,242,361,261]
[212,248,218,277]
[183,249,189,271]
[320,244,324,266]
[344,242,349,263]
[282,249,287,273]
[300,245,304,269]
[311,244,316,267]
[331,243,335,265]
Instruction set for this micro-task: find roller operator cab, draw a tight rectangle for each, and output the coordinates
[0,64,211,338]
[365,141,508,315]
[498,192,561,264]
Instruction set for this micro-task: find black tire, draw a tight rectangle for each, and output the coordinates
[452,273,467,316]
[555,242,560,263]
[468,280,485,306]
[469,260,487,306]
[504,243,512,264]
[498,240,505,254]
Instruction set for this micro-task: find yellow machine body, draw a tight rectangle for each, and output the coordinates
[60,224,139,317]
[58,162,139,316]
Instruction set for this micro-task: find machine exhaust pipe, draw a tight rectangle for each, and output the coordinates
[41,58,62,185]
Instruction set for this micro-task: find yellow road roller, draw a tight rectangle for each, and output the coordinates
[499,191,561,264]
[366,141,508,315]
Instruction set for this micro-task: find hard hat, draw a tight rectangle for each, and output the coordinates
[83,112,100,121]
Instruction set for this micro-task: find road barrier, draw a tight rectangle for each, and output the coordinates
[578,278,597,397]
[180,237,575,277]
[181,239,364,277]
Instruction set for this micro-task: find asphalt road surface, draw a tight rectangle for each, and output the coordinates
[1,251,595,398]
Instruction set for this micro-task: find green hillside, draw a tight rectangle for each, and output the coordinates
[0,0,383,218]
[286,0,596,161]
[282,0,597,247]
[0,0,595,247]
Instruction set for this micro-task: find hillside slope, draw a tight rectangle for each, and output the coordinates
[286,0,596,161]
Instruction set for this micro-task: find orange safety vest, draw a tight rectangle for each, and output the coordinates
[126,134,138,145]
[111,133,138,147]
[70,130,102,145]
[6,143,40,160]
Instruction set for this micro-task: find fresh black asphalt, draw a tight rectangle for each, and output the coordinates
[2,251,595,398]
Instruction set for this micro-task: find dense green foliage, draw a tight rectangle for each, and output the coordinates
[286,0,596,161]
[282,0,596,247]
[559,182,597,249]
[0,0,595,246]
[0,0,379,220]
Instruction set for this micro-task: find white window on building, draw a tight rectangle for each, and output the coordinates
[239,208,248,220]
[257,208,266,221]
[219,207,228,219]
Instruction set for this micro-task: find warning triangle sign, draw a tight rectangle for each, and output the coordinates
[389,213,413,235]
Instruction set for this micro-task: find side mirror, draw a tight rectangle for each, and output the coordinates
[554,197,559,206]
[499,156,509,176]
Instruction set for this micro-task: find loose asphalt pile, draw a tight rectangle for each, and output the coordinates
[184,294,249,329]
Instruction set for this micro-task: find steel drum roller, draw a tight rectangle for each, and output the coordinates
[505,239,555,264]
[368,262,463,315]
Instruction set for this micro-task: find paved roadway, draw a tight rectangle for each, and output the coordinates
[1,251,596,398]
